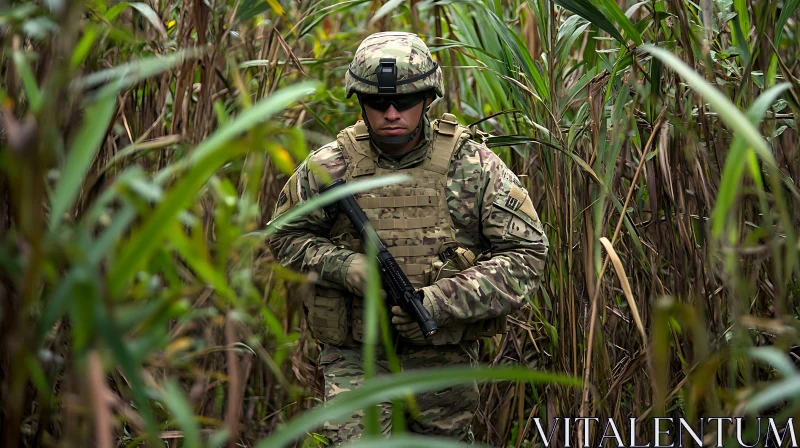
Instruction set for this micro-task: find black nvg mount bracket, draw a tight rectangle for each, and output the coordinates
[376,58,397,94]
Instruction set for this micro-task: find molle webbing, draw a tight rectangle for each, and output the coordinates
[395,264,427,276]
[425,113,461,175]
[368,216,438,230]
[348,121,376,177]
[358,195,436,208]
[312,113,474,345]
[388,244,438,258]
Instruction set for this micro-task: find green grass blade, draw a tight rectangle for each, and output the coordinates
[107,141,249,298]
[13,50,41,111]
[70,25,99,70]
[108,83,317,298]
[297,0,371,38]
[775,0,800,45]
[72,48,204,95]
[261,174,411,238]
[594,0,643,45]
[156,82,320,182]
[709,83,791,236]
[49,93,117,231]
[362,230,382,435]
[255,366,580,448]
[166,222,241,308]
[161,380,201,448]
[733,0,751,44]
[94,302,160,443]
[641,45,775,166]
[371,0,405,23]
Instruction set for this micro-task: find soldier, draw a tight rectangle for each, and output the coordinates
[268,32,549,444]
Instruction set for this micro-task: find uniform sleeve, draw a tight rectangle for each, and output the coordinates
[424,147,549,326]
[266,143,358,289]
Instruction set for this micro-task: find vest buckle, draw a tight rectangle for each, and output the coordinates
[437,113,459,136]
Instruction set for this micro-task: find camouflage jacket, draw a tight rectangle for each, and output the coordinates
[268,121,549,327]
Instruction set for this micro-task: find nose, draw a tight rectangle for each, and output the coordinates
[384,104,401,120]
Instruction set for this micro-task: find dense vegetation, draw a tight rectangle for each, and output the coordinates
[1,0,799,446]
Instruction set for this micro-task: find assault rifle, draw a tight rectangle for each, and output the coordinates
[321,178,438,338]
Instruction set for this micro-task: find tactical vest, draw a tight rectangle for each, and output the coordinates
[304,114,506,347]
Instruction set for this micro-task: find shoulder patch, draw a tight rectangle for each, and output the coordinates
[504,183,539,222]
[505,184,526,210]
[274,172,298,217]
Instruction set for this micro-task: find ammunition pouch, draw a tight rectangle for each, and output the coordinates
[304,288,350,346]
[422,242,508,345]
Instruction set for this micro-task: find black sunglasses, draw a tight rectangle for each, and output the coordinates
[358,91,428,112]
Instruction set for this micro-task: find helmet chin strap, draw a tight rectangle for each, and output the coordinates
[360,103,428,148]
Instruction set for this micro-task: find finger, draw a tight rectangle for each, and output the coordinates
[402,330,423,340]
[392,306,411,317]
[391,313,414,324]
[395,322,420,332]
[391,310,413,322]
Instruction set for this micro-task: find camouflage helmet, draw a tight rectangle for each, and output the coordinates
[345,32,444,98]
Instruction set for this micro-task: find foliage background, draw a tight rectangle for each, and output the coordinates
[1,0,799,446]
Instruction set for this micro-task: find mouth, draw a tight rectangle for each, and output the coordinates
[382,127,406,135]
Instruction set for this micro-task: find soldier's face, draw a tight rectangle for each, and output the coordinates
[362,95,431,137]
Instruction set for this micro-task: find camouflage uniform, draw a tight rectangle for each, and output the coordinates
[268,32,549,445]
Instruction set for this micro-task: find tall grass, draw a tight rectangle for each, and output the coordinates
[1,0,798,447]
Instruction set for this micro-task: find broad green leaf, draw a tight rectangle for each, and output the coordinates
[553,0,626,46]
[746,376,800,414]
[49,93,117,230]
[237,0,286,21]
[161,380,201,448]
[236,0,270,21]
[104,2,166,38]
[128,2,167,38]
[255,366,580,448]
[0,3,38,23]
[748,347,799,377]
